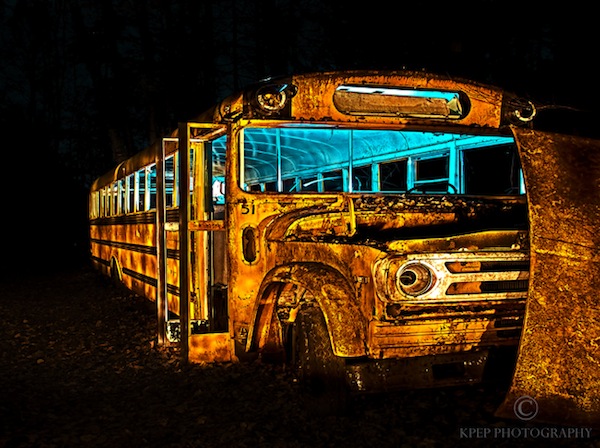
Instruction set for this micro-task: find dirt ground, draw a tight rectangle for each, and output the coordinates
[1,265,597,448]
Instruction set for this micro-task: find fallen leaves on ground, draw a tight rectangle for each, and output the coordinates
[0,267,594,448]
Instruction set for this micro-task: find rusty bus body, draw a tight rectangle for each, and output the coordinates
[89,71,600,426]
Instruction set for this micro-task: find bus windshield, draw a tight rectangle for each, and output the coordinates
[236,126,524,195]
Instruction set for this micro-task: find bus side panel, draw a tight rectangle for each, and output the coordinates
[90,219,160,303]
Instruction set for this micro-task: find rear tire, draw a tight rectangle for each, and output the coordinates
[291,305,349,415]
[109,257,124,289]
[110,257,121,287]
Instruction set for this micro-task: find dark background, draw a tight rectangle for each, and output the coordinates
[0,0,596,275]
[1,4,598,446]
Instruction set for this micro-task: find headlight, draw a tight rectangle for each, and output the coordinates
[396,262,435,297]
[255,83,297,114]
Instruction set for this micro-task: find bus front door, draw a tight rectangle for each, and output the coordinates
[496,127,600,427]
[179,123,232,363]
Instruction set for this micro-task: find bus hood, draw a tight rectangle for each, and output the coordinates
[267,194,528,250]
[495,127,600,428]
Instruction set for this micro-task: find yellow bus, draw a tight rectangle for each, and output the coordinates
[89,71,600,425]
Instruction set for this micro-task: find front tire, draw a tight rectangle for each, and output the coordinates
[291,305,349,415]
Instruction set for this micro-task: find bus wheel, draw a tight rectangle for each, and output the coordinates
[109,258,122,288]
[291,305,349,415]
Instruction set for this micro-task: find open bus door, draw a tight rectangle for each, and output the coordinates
[178,122,233,363]
[496,127,600,427]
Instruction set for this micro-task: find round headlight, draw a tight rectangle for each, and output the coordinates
[257,90,286,112]
[256,84,291,113]
[396,262,435,297]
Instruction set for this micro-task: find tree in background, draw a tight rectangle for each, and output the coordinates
[3,0,589,179]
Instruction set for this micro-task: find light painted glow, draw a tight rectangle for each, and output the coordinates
[336,85,459,101]
[333,84,465,118]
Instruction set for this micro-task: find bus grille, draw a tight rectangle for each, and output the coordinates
[376,251,530,304]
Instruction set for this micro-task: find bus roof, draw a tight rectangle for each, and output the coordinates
[199,70,536,131]
[93,70,574,191]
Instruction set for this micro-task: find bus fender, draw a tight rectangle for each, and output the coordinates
[257,262,368,358]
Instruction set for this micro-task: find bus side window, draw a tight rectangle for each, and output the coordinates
[137,169,146,211]
[127,174,135,213]
[212,177,225,205]
[462,145,522,195]
[413,155,450,193]
[99,188,105,217]
[323,169,344,192]
[380,159,408,192]
[165,156,174,208]
[148,165,157,210]
[283,178,298,192]
[302,177,319,192]
[118,179,125,215]
[353,165,372,192]
[111,182,118,216]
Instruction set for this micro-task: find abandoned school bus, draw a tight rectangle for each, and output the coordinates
[89,71,600,426]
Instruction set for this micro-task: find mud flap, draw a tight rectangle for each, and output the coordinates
[495,127,600,427]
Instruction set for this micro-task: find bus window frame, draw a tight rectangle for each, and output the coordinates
[238,124,521,196]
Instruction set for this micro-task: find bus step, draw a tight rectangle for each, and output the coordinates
[166,319,211,342]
